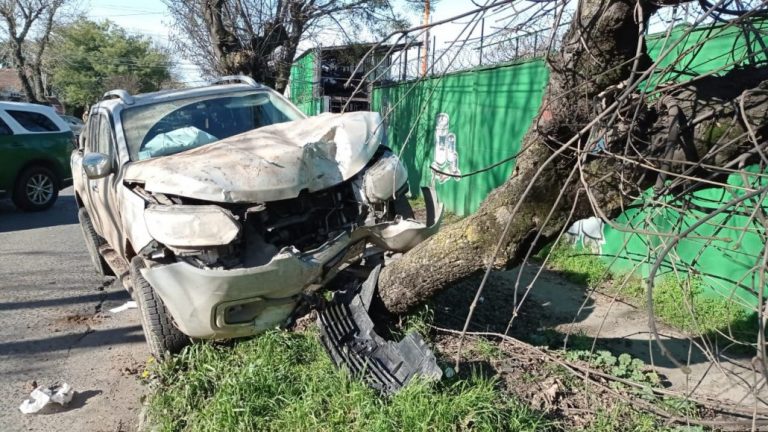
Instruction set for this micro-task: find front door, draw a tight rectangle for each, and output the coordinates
[84,111,122,254]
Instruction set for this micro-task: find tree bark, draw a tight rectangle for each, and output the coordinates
[377,0,768,314]
[10,42,38,103]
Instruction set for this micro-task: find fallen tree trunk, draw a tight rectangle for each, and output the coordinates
[377,0,768,314]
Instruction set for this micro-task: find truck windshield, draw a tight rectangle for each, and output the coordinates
[121,90,305,161]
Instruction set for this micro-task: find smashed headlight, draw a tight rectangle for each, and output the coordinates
[362,151,408,203]
[144,204,240,248]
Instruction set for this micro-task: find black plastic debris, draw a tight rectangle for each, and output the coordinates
[317,264,443,395]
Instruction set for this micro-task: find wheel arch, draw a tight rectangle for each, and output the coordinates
[124,239,137,263]
[14,158,64,190]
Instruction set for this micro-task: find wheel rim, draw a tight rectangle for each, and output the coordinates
[26,173,54,205]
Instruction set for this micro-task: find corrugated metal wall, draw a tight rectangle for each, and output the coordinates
[646,19,768,84]
[600,167,767,309]
[289,51,323,116]
[372,59,549,216]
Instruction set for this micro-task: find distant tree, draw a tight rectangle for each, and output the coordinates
[48,19,172,110]
[0,0,70,103]
[165,0,409,92]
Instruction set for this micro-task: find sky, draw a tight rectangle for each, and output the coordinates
[83,0,710,85]
[82,0,543,84]
[85,0,203,84]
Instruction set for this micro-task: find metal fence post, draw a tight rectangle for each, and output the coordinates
[479,18,485,66]
[431,35,436,75]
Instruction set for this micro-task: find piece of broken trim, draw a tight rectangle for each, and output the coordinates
[19,383,75,414]
[317,264,442,395]
[109,301,137,313]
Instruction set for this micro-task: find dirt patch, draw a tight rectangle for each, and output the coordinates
[51,312,105,329]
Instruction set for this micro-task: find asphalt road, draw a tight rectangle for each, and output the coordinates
[0,187,148,432]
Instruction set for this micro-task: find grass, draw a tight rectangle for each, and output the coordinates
[145,330,552,432]
[580,405,703,432]
[541,241,755,338]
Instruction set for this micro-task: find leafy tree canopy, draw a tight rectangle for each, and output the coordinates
[49,19,171,109]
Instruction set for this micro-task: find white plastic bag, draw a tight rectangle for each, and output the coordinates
[19,383,75,414]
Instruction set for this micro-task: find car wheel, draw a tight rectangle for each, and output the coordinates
[12,166,59,211]
[130,256,189,359]
[77,208,113,276]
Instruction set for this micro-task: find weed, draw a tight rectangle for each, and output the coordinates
[659,396,699,417]
[392,306,434,341]
[651,274,751,335]
[520,371,538,383]
[471,338,504,360]
[584,404,661,432]
[409,196,464,224]
[543,241,609,287]
[408,195,426,210]
[563,350,660,388]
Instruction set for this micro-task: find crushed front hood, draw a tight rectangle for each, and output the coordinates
[124,111,384,203]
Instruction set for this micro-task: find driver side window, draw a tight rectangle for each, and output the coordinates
[96,115,114,158]
[86,113,115,160]
[86,115,99,153]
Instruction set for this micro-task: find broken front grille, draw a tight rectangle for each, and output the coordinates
[248,180,363,252]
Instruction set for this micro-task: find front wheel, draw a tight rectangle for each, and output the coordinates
[12,166,59,211]
[130,257,189,359]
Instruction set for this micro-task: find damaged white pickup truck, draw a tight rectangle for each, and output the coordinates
[72,76,442,360]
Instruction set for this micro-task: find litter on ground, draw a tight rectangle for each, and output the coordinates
[109,301,137,313]
[19,383,75,414]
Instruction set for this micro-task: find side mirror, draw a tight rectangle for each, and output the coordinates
[83,152,112,179]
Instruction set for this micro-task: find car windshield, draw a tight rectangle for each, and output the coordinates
[121,90,305,161]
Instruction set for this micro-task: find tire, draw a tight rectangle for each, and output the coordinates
[77,208,113,276]
[130,256,189,359]
[12,166,59,211]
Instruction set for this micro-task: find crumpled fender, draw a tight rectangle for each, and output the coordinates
[355,187,443,252]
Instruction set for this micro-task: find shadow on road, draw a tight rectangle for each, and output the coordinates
[0,325,145,356]
[0,289,129,311]
[0,194,78,233]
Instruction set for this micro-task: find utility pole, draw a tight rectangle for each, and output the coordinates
[421,0,430,77]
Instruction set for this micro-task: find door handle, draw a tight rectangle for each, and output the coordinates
[10,142,22,148]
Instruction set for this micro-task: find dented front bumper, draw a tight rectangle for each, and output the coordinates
[141,233,354,339]
[140,187,443,340]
